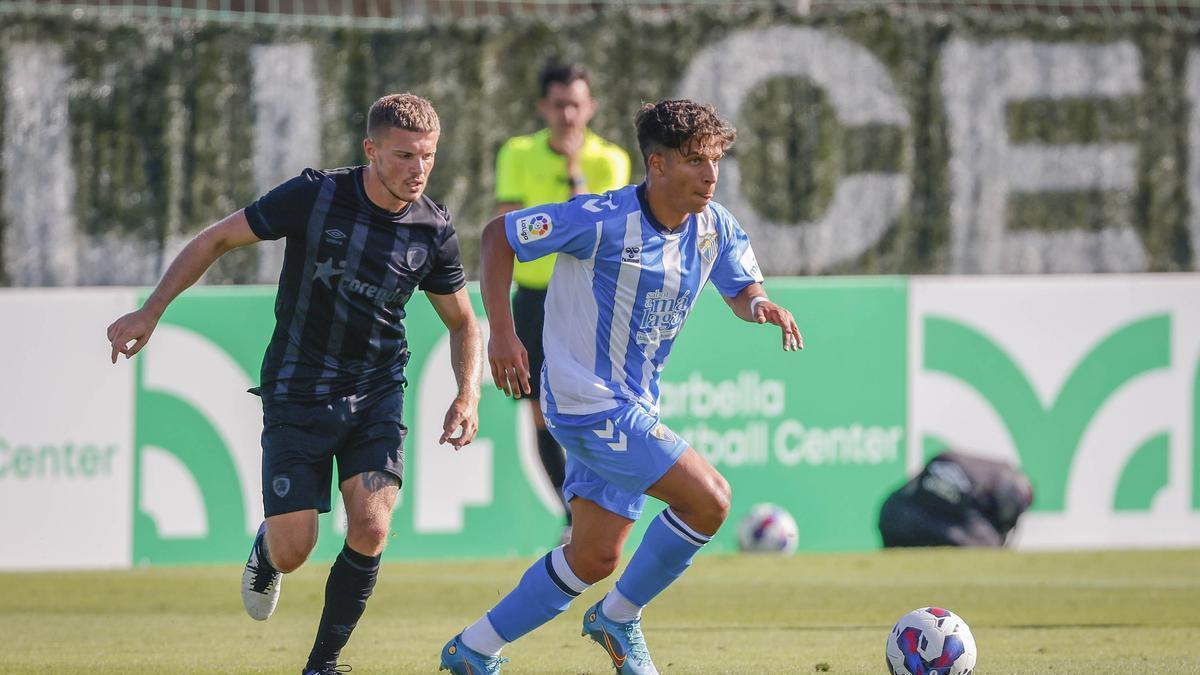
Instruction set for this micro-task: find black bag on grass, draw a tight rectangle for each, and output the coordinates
[878,450,1033,547]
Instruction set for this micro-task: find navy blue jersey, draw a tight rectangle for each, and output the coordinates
[245,166,466,401]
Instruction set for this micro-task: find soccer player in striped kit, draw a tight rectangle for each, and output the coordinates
[495,62,632,546]
[107,93,483,675]
[440,99,802,674]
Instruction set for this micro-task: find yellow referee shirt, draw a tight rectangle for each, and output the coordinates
[496,128,631,289]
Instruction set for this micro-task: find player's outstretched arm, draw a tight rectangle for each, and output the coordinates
[479,215,531,399]
[106,210,262,363]
[428,288,483,449]
[724,283,803,352]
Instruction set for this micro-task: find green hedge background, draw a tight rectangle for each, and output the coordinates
[1,7,1198,284]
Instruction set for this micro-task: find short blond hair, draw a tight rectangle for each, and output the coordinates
[367,93,440,137]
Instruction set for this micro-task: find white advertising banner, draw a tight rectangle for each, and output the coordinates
[909,275,1200,549]
[0,289,137,569]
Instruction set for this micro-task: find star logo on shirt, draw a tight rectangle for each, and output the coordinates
[313,257,345,288]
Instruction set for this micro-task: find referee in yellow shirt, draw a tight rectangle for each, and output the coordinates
[495,63,631,542]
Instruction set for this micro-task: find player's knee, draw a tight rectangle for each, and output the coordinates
[714,475,732,521]
[272,553,305,574]
[270,539,314,573]
[581,554,621,583]
[701,475,732,522]
[346,521,391,555]
[567,547,621,584]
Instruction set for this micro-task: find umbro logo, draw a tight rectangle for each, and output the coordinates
[324,229,347,245]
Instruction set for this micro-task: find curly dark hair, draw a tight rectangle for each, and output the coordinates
[634,99,736,167]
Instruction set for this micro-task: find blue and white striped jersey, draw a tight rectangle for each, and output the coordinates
[504,183,763,417]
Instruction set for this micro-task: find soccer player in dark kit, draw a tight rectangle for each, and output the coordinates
[106,93,483,674]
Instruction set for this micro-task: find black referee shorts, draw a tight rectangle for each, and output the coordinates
[513,286,548,398]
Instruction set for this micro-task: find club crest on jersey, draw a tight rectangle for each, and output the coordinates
[516,212,553,244]
[650,423,674,442]
[406,246,428,269]
[622,246,642,263]
[698,232,718,264]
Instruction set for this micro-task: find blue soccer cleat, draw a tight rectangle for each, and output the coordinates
[439,632,508,674]
[582,601,659,675]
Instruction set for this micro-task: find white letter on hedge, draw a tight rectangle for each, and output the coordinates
[250,44,320,282]
[677,26,911,274]
[941,39,1146,273]
[3,43,77,285]
[1186,50,1200,270]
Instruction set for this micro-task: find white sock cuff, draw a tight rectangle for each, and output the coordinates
[659,508,712,547]
[550,545,590,595]
[462,614,507,657]
[602,587,643,623]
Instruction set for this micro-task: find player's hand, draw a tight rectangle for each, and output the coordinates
[106,308,160,363]
[753,299,803,352]
[562,130,586,188]
[561,128,586,160]
[488,330,531,399]
[439,396,479,450]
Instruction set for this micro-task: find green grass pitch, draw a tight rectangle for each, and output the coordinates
[2,548,1197,673]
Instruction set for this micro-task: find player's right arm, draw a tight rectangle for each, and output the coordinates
[479,214,527,398]
[480,198,600,398]
[106,210,261,363]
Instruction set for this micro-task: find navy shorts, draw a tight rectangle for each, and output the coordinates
[260,389,406,517]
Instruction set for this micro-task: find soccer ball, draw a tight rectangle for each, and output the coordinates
[736,503,799,554]
[885,607,977,675]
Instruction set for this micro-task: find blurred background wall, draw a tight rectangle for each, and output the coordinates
[3,0,1200,284]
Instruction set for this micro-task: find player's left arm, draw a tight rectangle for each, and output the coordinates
[724,283,803,352]
[709,209,801,352]
[426,287,483,449]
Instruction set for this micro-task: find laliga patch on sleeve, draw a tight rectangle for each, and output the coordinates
[739,244,764,281]
[516,212,554,244]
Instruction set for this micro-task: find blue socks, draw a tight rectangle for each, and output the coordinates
[476,546,589,650]
[615,507,710,608]
[463,508,711,656]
